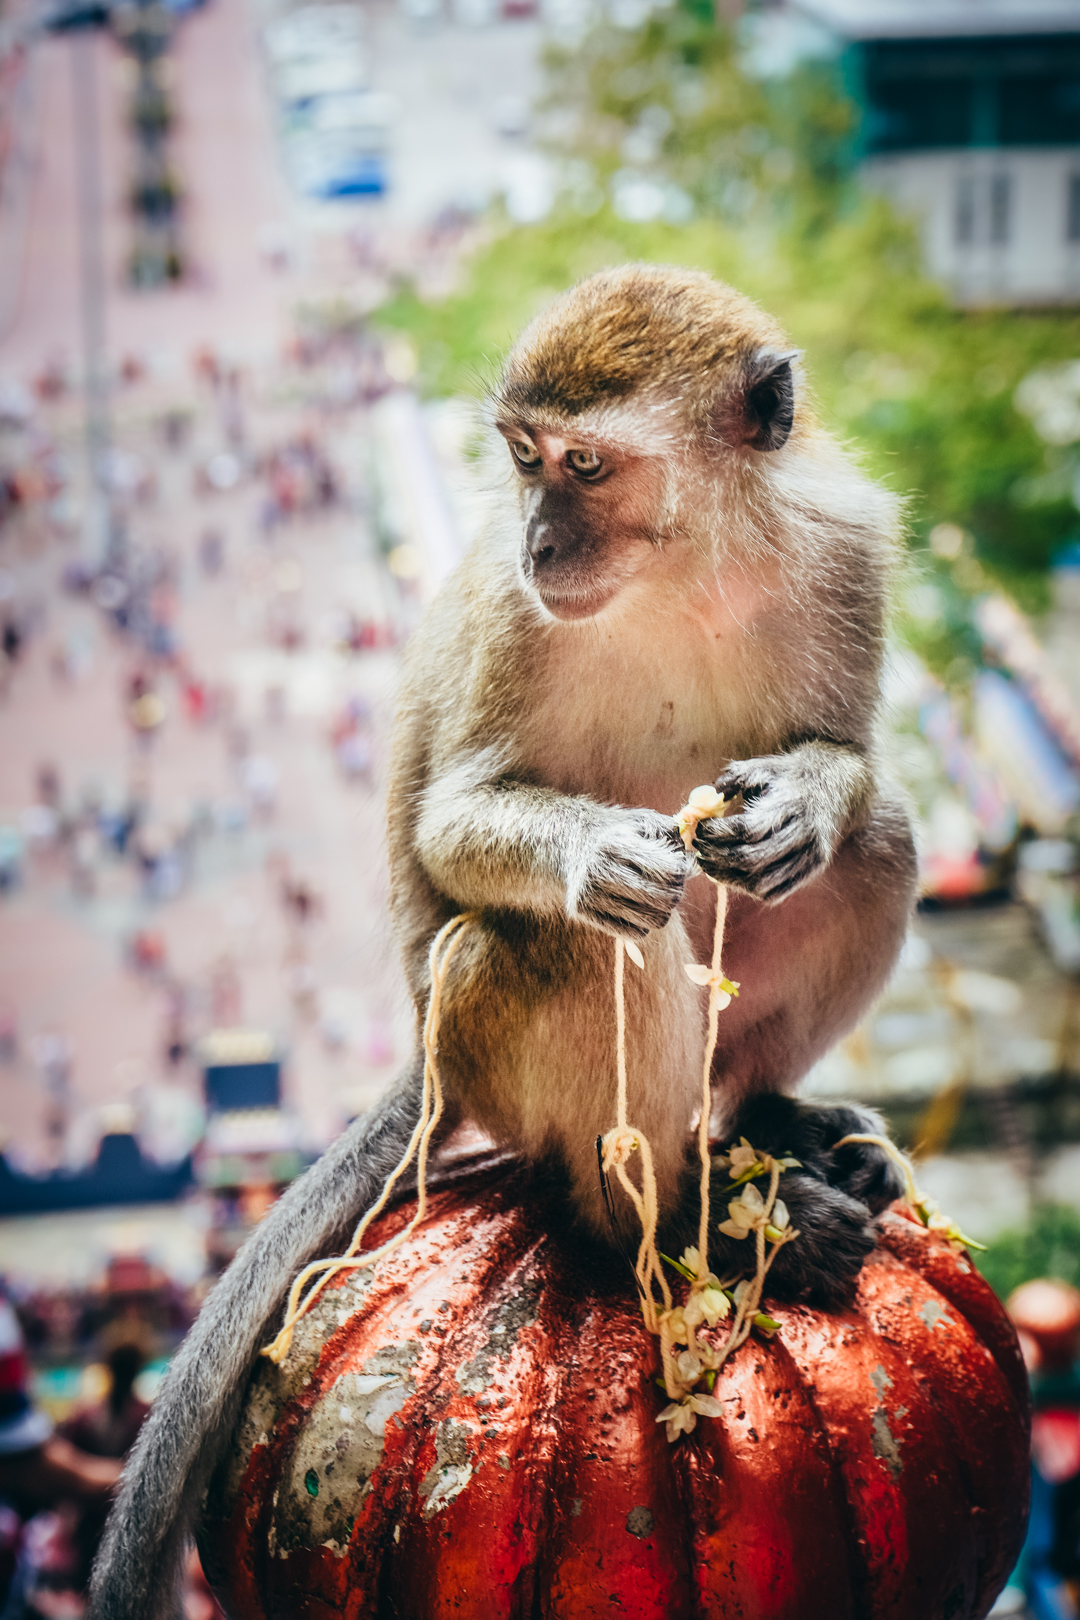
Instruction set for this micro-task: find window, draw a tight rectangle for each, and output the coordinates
[955,176,976,244]
[989,173,1011,244]
[1068,175,1080,242]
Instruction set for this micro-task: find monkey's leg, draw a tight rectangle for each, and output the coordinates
[435,913,703,1247]
[88,1060,431,1620]
[546,913,704,1240]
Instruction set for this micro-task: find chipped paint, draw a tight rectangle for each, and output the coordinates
[871,1406,903,1479]
[919,1299,953,1332]
[212,1359,290,1518]
[870,1364,892,1398]
[206,1166,1032,1620]
[419,1421,476,1520]
[209,1270,382,1524]
[626,1507,655,1538]
[456,1285,539,1396]
[273,1346,417,1558]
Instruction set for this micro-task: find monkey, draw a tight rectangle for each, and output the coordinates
[89,264,917,1619]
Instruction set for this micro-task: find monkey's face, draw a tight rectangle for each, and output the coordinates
[498,426,667,621]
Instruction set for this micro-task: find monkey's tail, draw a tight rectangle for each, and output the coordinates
[87,1059,426,1620]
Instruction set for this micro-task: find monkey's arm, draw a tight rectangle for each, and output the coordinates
[693,740,875,902]
[88,1066,427,1620]
[415,753,691,937]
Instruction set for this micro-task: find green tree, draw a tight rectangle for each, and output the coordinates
[976,1203,1080,1302]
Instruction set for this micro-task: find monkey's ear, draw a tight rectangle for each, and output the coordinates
[741,349,799,452]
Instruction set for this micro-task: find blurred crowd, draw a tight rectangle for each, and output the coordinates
[0,1293,220,1618]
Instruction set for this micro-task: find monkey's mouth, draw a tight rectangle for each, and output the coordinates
[530,576,620,621]
[523,552,624,620]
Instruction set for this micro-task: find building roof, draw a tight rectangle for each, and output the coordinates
[791,0,1080,40]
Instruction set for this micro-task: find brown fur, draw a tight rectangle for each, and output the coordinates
[390,263,917,1239]
[496,263,789,432]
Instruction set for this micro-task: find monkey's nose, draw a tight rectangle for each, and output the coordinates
[526,518,556,569]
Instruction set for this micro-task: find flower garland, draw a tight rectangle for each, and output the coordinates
[262,785,803,1432]
[601,785,801,1443]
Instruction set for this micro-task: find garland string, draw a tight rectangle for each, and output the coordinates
[262,911,473,1365]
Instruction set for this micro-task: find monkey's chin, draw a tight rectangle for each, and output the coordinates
[534,584,620,621]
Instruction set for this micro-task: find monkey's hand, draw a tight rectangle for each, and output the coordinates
[706,1096,906,1309]
[567,810,693,939]
[693,743,871,902]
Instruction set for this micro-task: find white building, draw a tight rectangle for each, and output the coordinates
[789,0,1080,307]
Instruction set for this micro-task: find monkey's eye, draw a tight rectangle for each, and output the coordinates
[510,440,541,470]
[567,448,602,477]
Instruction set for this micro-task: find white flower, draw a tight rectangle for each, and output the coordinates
[687,785,726,817]
[676,786,728,852]
[676,1349,702,1383]
[657,1392,725,1443]
[665,1307,690,1344]
[681,1284,730,1331]
[680,1246,701,1274]
[657,1400,698,1440]
[683,963,739,1009]
[727,1140,759,1178]
[698,1286,730,1326]
[717,1181,767,1239]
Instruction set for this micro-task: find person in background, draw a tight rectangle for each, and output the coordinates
[60,1333,150,1465]
[0,1293,119,1618]
[55,1331,153,1608]
[1008,1280,1080,1620]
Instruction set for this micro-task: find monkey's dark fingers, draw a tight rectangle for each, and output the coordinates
[694,807,797,850]
[710,1173,877,1310]
[574,872,686,937]
[578,906,651,940]
[747,843,824,901]
[600,844,691,901]
[819,1105,908,1213]
[695,827,823,898]
[724,1096,906,1216]
[714,758,784,803]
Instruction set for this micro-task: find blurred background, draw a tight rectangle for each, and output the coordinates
[0,0,1079,1612]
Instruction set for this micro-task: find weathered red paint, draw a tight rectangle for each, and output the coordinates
[199,1160,1030,1620]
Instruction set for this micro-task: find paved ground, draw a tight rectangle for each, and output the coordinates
[0,381,418,1170]
[0,0,556,1183]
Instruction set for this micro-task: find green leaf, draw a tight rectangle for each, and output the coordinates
[660,1252,697,1281]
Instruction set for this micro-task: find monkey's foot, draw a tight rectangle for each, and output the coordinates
[705,1095,906,1310]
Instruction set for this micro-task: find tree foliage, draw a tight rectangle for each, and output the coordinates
[976,1202,1080,1302]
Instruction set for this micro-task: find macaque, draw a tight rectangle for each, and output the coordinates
[90,265,916,1619]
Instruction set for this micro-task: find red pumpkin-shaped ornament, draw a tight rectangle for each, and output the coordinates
[200,1158,1030,1620]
